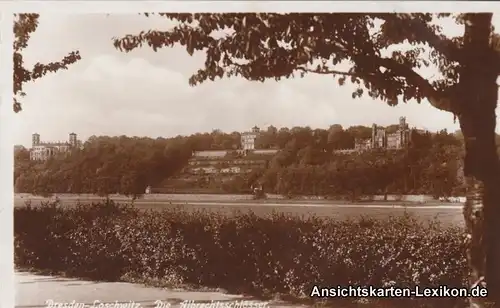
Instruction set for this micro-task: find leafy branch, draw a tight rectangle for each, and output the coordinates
[13,13,81,113]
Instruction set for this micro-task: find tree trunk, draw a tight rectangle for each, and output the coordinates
[461,153,500,308]
[458,13,500,308]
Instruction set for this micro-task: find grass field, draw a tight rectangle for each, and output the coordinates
[14,193,464,227]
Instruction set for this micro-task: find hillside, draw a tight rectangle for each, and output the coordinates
[14,123,500,198]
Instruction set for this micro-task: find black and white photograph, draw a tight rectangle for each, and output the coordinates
[8,3,500,308]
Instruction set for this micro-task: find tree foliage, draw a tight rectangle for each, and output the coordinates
[249,128,464,199]
[113,13,486,113]
[15,136,193,198]
[13,14,81,112]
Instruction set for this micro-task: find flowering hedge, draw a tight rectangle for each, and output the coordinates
[14,201,468,307]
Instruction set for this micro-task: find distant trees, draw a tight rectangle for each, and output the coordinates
[257,134,463,200]
[327,125,355,150]
[15,125,475,199]
[15,136,192,197]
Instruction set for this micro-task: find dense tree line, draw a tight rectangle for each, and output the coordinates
[15,136,190,197]
[14,130,248,197]
[222,127,468,199]
[16,125,500,199]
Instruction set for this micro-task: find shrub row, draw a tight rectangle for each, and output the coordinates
[14,200,468,306]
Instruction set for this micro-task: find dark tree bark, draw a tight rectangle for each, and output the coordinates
[457,13,500,308]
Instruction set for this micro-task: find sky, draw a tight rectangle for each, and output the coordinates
[12,13,500,148]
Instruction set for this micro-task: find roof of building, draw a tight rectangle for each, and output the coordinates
[35,142,71,147]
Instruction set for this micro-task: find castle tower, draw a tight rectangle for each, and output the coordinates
[399,116,407,147]
[252,126,260,133]
[371,124,376,148]
[32,133,40,147]
[399,116,406,130]
[69,133,77,146]
[382,128,387,148]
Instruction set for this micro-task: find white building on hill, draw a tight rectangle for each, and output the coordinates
[192,125,277,158]
[241,126,260,150]
[30,133,81,161]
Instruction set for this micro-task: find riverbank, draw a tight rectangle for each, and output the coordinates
[14,193,464,204]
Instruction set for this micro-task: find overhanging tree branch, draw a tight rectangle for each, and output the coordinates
[296,56,454,113]
[13,14,81,113]
[114,13,456,114]
[375,57,453,113]
[377,13,464,63]
[296,67,358,77]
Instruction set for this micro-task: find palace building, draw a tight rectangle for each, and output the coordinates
[341,117,411,153]
[30,133,81,161]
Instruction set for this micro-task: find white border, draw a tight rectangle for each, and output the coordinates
[1,1,500,13]
[2,2,500,308]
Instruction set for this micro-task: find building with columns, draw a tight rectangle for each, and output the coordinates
[240,126,260,150]
[30,132,81,161]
